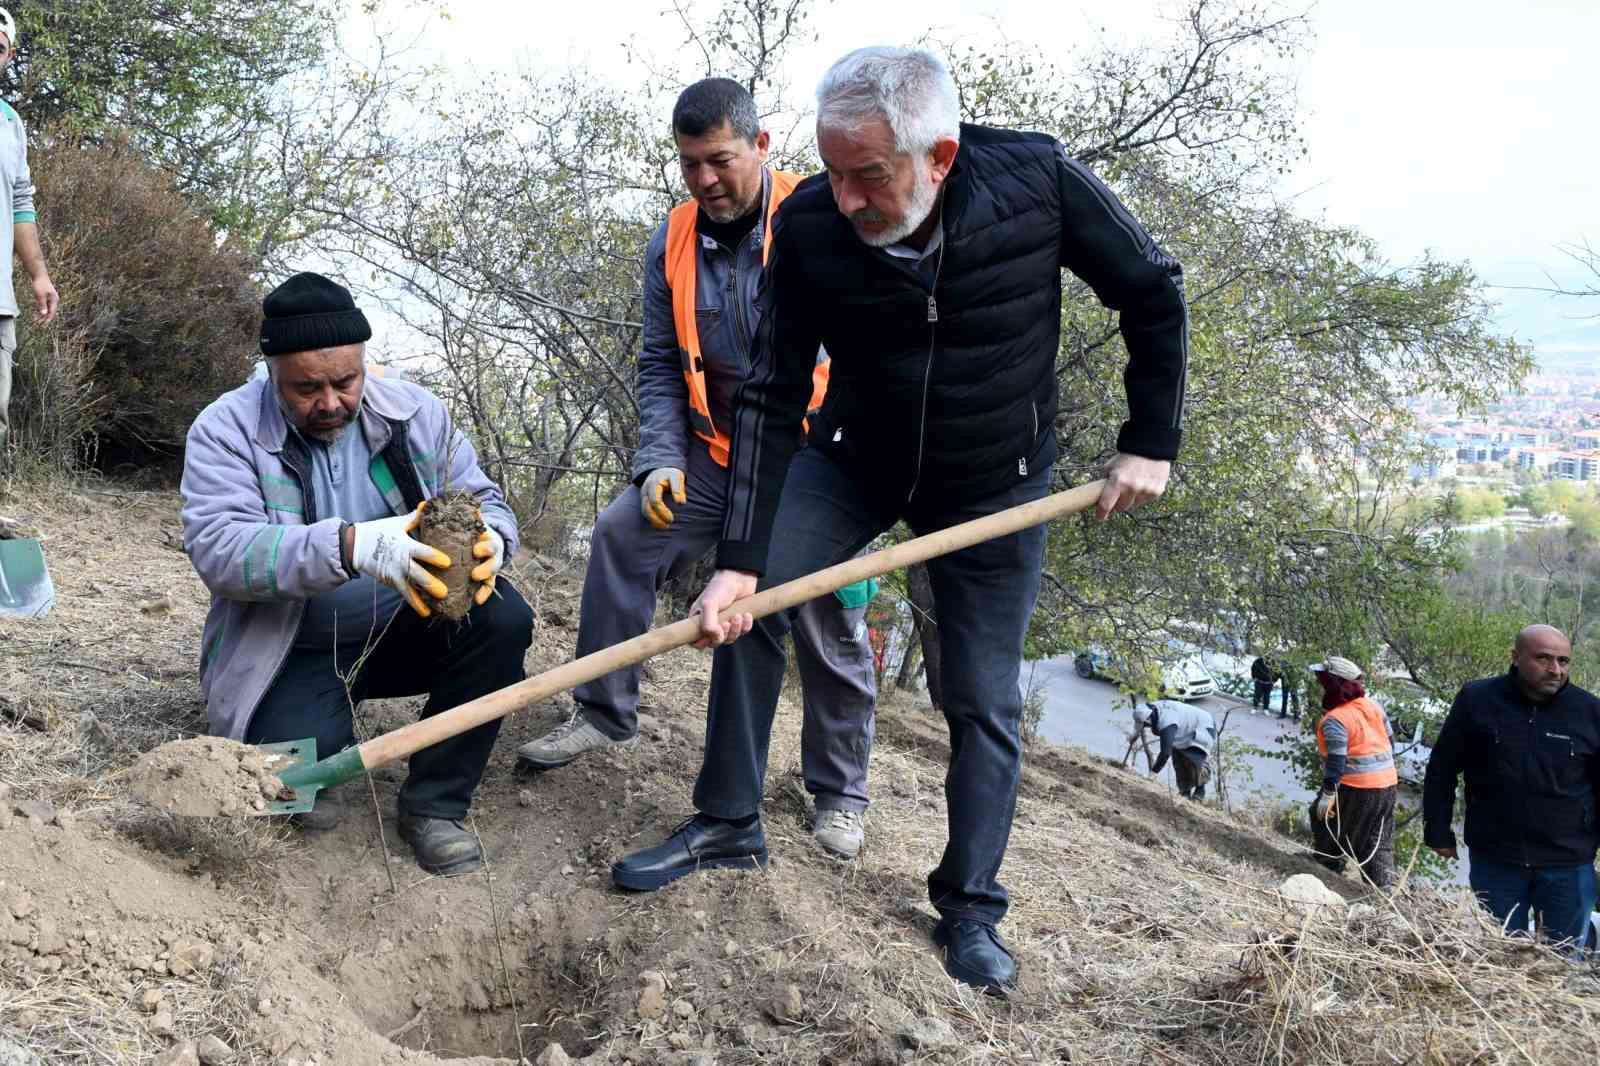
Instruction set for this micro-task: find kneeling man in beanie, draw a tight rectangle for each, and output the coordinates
[180,272,533,875]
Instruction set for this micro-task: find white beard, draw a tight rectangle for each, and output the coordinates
[851,159,940,248]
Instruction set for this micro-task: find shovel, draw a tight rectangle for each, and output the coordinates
[255,479,1108,815]
[0,518,55,619]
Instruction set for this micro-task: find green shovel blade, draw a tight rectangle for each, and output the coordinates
[257,739,319,815]
[261,742,368,816]
[0,537,55,619]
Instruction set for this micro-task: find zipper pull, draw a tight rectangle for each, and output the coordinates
[927,295,938,323]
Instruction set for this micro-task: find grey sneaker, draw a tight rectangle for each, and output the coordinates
[516,713,639,771]
[813,808,865,859]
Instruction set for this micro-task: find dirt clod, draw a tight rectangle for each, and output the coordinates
[7,890,34,920]
[637,975,668,1021]
[416,492,486,622]
[150,1007,177,1037]
[464,977,492,1012]
[898,1016,957,1051]
[534,1044,572,1066]
[153,1042,199,1066]
[767,984,805,1025]
[196,1034,234,1064]
[128,736,292,817]
[168,939,215,976]
[14,799,55,823]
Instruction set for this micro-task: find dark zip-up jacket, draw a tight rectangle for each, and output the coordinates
[717,123,1188,574]
[1423,671,1600,867]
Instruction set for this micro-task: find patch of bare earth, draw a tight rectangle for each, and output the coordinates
[2,478,1597,1065]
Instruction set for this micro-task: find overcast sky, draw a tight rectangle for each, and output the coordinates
[370,0,1598,361]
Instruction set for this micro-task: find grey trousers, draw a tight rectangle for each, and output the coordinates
[574,443,876,813]
[0,317,15,453]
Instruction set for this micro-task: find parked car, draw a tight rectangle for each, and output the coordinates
[1073,646,1217,699]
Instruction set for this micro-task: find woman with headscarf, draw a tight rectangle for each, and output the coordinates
[1310,656,1398,888]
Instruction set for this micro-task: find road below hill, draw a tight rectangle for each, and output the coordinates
[1028,654,1310,801]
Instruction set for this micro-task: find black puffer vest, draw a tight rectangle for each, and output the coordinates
[788,124,1066,506]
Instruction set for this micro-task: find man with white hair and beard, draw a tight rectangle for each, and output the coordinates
[612,46,1189,994]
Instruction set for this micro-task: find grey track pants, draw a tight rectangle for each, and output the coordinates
[573,444,876,812]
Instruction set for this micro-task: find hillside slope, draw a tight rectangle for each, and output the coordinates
[1,482,1596,1065]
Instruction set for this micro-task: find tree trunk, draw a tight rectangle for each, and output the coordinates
[902,562,944,710]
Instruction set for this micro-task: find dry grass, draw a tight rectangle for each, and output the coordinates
[0,937,264,1064]
[4,479,1599,1066]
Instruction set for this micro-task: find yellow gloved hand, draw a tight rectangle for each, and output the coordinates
[640,467,686,530]
[469,528,506,606]
[349,503,449,618]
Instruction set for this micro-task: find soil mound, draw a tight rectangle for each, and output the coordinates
[128,736,292,817]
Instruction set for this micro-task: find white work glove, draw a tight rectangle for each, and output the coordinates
[469,527,506,606]
[1312,790,1337,821]
[348,506,450,618]
[640,467,686,530]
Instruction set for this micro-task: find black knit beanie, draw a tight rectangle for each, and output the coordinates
[259,272,372,356]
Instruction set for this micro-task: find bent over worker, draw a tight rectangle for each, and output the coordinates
[181,273,532,877]
[1309,656,1397,889]
[516,78,878,859]
[612,47,1188,995]
[1134,699,1216,800]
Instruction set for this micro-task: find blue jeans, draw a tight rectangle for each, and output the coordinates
[691,446,1049,924]
[1467,851,1598,951]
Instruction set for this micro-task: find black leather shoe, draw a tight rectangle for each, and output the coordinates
[398,814,483,876]
[932,918,1018,995]
[612,814,768,891]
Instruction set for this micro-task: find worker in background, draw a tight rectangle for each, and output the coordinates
[1309,655,1397,889]
[1133,699,1216,800]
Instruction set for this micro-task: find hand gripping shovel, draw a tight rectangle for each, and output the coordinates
[258,480,1107,815]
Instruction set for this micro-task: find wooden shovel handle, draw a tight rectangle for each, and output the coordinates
[357,479,1107,772]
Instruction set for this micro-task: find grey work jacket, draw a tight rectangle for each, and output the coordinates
[179,374,519,740]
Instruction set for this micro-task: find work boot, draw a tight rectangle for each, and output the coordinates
[813,808,865,859]
[398,814,482,876]
[289,783,349,832]
[516,713,639,772]
[611,814,767,891]
[932,918,1018,996]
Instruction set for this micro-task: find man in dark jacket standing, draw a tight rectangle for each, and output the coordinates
[1424,625,1600,950]
[612,45,1187,994]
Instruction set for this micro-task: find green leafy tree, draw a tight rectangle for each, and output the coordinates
[289,0,1532,708]
[3,0,344,249]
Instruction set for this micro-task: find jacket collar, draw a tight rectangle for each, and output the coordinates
[253,371,421,455]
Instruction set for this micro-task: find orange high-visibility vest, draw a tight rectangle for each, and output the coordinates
[1316,696,1398,789]
[663,170,828,467]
